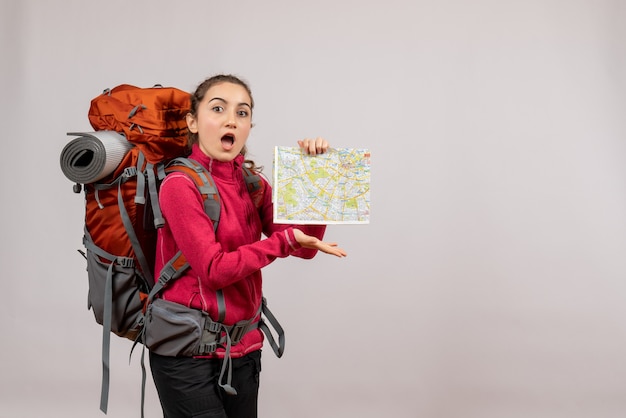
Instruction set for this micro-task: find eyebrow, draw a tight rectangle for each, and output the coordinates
[208,97,251,109]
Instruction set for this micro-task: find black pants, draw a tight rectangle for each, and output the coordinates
[150,350,262,418]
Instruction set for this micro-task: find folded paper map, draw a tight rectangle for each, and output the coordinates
[273,146,370,224]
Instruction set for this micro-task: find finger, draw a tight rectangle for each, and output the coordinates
[297,138,329,155]
[315,137,329,154]
[298,138,316,155]
[321,243,346,257]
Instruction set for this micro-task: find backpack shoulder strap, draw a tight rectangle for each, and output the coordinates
[242,165,265,209]
[164,157,221,232]
[145,157,221,300]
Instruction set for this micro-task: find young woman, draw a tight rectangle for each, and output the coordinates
[149,74,346,418]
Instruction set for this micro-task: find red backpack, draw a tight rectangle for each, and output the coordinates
[82,84,191,340]
[60,84,270,415]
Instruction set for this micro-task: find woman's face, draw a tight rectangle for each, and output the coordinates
[187,82,253,162]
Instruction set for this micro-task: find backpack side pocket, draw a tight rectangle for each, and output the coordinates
[85,247,146,339]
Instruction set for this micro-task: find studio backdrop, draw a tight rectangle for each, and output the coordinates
[1,1,626,417]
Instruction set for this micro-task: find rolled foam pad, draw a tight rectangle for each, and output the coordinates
[60,131,133,184]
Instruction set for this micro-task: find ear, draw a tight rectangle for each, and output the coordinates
[186,113,198,133]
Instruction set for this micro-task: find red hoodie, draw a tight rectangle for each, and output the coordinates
[155,144,326,358]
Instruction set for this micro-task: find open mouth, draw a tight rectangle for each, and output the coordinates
[221,134,235,150]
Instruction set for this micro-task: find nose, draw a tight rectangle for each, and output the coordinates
[225,112,237,128]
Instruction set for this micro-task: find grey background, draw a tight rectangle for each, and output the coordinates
[2,0,626,417]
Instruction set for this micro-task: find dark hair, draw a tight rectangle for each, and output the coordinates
[187,74,261,171]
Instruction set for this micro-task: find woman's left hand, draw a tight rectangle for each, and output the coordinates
[293,229,347,258]
[298,137,329,155]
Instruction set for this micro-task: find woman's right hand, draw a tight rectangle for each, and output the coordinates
[293,229,347,258]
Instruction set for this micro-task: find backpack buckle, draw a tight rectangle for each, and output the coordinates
[199,320,221,354]
[205,320,221,334]
[116,257,135,268]
[229,324,250,345]
[199,341,217,354]
[123,166,137,178]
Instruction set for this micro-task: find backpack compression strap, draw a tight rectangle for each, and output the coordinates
[118,150,154,284]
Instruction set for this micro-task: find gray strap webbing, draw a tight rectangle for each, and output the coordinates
[128,104,147,118]
[213,287,239,394]
[146,251,189,304]
[156,161,167,181]
[92,166,136,209]
[100,258,113,413]
[216,290,226,323]
[218,326,237,395]
[82,229,135,269]
[259,297,285,358]
[140,343,147,418]
[134,152,146,205]
[243,166,261,192]
[133,317,149,418]
[92,167,136,191]
[170,157,215,189]
[214,289,238,394]
[118,177,154,285]
[168,158,221,231]
[146,162,164,228]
